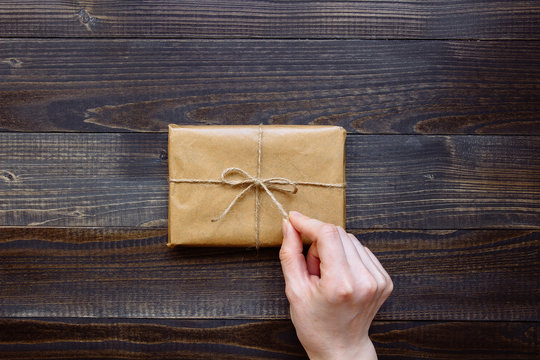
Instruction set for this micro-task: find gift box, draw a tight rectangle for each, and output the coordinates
[168,124,346,247]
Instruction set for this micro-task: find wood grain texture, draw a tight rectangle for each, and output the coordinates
[0,1,539,39]
[1,228,538,320]
[371,321,539,360]
[1,40,539,134]
[347,135,540,229]
[0,319,537,360]
[0,318,306,360]
[1,1,537,358]
[1,133,538,229]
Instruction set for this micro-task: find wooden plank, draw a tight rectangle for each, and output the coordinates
[0,1,539,39]
[0,228,538,320]
[1,39,539,135]
[0,318,306,360]
[0,133,538,229]
[371,321,539,360]
[0,318,537,360]
[347,135,540,229]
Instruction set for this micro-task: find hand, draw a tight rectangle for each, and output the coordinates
[279,211,393,360]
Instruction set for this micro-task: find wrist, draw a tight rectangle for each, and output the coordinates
[307,338,377,360]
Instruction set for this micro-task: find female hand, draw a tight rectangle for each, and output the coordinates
[279,211,393,360]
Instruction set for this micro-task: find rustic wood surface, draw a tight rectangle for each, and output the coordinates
[1,1,539,39]
[1,133,538,228]
[0,318,537,360]
[1,0,538,358]
[1,40,539,134]
[1,228,538,321]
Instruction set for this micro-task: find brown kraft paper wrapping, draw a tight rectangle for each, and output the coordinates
[168,124,346,247]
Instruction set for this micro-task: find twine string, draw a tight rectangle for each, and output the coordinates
[254,124,263,248]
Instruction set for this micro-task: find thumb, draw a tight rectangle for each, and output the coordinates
[279,219,308,286]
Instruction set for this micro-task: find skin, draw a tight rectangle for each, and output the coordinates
[279,211,393,360]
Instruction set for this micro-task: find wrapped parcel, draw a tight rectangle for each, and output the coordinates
[168,124,346,247]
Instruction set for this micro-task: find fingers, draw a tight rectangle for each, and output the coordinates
[349,234,393,299]
[288,211,348,279]
[348,235,385,291]
[362,244,388,279]
[336,226,364,270]
[363,244,393,298]
[279,219,308,286]
[306,242,321,277]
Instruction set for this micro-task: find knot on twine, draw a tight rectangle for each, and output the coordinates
[211,167,297,222]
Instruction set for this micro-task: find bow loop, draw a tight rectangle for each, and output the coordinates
[220,167,256,186]
[263,177,298,194]
[220,167,298,194]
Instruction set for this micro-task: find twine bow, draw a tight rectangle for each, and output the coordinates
[169,124,345,248]
[211,167,297,222]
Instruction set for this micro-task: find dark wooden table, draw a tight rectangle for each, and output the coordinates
[1,1,539,359]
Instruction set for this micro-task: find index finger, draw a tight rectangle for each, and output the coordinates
[288,211,348,279]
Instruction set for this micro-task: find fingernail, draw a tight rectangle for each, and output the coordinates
[282,219,288,237]
[289,210,302,218]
